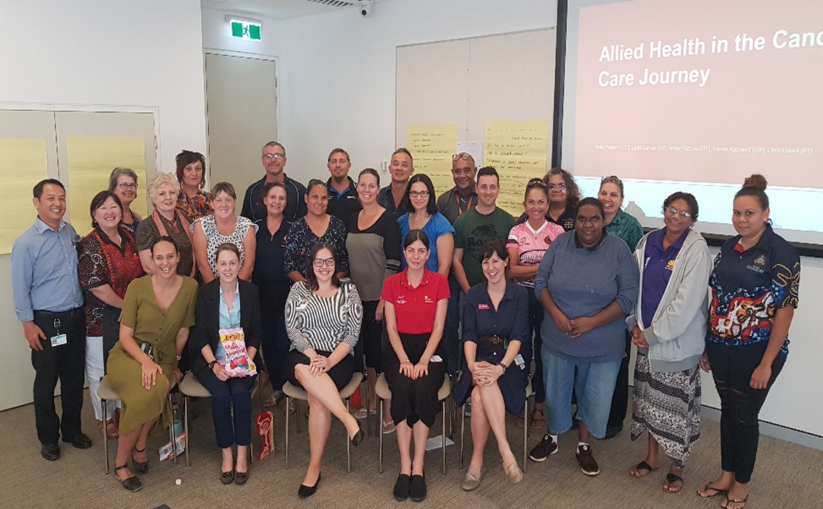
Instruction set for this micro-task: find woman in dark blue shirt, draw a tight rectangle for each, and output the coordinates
[453,241,529,491]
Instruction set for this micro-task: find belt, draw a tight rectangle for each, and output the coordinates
[33,308,82,317]
[478,335,507,346]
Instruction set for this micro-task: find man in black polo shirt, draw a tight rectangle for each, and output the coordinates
[241,141,307,222]
[325,148,360,224]
[378,148,413,217]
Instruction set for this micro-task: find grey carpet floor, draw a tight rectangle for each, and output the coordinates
[2,388,821,509]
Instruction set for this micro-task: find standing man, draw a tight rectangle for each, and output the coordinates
[452,166,515,294]
[241,141,307,222]
[378,148,413,217]
[437,152,478,378]
[12,179,90,461]
[325,148,360,224]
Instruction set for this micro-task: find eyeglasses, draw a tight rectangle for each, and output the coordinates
[601,175,623,186]
[263,153,285,160]
[312,258,335,267]
[547,183,566,191]
[118,182,137,190]
[451,167,474,176]
[452,152,472,161]
[409,190,429,199]
[666,207,692,218]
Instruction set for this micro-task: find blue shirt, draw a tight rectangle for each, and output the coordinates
[640,228,688,328]
[12,217,84,322]
[216,284,242,361]
[463,281,529,345]
[397,212,455,273]
[378,185,411,218]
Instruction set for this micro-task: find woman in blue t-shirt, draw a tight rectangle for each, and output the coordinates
[397,174,454,277]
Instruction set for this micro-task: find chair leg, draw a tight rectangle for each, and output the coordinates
[346,398,352,473]
[168,393,177,464]
[441,400,446,475]
[285,396,290,469]
[378,398,384,474]
[459,403,466,470]
[184,395,190,467]
[102,398,109,474]
[523,397,529,473]
[249,439,254,465]
[296,399,300,434]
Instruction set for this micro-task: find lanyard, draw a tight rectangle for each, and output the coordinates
[455,193,474,216]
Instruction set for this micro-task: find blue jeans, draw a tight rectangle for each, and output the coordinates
[542,348,621,439]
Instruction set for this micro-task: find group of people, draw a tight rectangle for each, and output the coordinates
[12,141,799,509]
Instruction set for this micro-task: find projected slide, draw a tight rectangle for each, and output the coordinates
[563,0,823,242]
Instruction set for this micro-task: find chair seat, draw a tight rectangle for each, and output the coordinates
[179,372,211,398]
[339,372,364,399]
[97,376,120,401]
[375,373,450,401]
[282,381,308,400]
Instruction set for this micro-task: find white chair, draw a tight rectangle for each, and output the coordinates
[375,372,452,475]
[98,376,177,474]
[282,372,364,472]
[459,379,533,473]
[178,371,257,467]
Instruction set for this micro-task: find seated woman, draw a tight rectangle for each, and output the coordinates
[382,230,450,503]
[106,237,198,492]
[284,243,364,498]
[628,192,711,494]
[191,243,261,485]
[192,182,257,283]
[529,198,639,476]
[453,241,528,491]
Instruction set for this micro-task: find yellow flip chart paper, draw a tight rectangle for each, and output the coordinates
[0,139,49,254]
[406,124,459,197]
[66,136,147,236]
[484,121,550,216]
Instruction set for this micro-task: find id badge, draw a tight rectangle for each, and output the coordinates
[430,355,443,363]
[514,354,526,370]
[50,334,68,347]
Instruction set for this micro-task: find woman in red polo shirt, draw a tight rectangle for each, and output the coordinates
[382,229,450,503]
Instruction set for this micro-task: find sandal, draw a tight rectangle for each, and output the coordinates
[723,494,748,509]
[115,464,142,492]
[283,400,296,415]
[97,419,119,439]
[132,446,149,474]
[531,408,546,430]
[697,482,728,499]
[264,391,283,408]
[664,472,684,493]
[382,419,396,434]
[516,410,526,428]
[354,407,377,419]
[629,460,657,478]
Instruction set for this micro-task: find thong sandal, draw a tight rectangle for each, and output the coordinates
[531,408,546,430]
[697,482,728,499]
[723,494,748,509]
[664,473,684,493]
[382,419,396,434]
[629,460,657,478]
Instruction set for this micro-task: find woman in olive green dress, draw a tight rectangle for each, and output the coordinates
[106,237,198,492]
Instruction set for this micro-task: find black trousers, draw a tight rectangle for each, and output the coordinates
[606,330,632,430]
[31,309,85,445]
[707,341,784,484]
[196,368,256,448]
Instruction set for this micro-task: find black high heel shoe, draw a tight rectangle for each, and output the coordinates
[132,446,149,474]
[115,464,142,492]
[298,472,321,498]
[350,420,364,447]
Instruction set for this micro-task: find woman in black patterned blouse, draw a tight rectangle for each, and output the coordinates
[284,242,364,498]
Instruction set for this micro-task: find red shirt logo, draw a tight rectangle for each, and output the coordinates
[478,303,490,310]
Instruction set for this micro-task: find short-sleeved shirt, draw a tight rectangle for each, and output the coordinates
[134,213,194,277]
[78,226,144,336]
[253,218,292,317]
[116,275,198,367]
[327,177,361,225]
[436,186,477,224]
[606,208,644,252]
[397,212,455,273]
[346,210,402,302]
[453,207,516,287]
[284,216,349,278]
[708,225,800,355]
[381,269,450,335]
[640,228,688,328]
[378,185,412,218]
[176,191,213,223]
[462,282,529,344]
[193,214,257,278]
[507,220,565,288]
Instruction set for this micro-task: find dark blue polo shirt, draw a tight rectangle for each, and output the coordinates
[640,228,689,328]
[463,281,529,345]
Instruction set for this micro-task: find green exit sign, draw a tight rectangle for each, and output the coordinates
[231,20,261,41]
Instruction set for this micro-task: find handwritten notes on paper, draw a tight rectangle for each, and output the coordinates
[0,140,48,254]
[484,121,550,216]
[66,136,147,236]
[406,124,459,196]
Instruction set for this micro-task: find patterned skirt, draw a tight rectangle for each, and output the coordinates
[630,352,701,468]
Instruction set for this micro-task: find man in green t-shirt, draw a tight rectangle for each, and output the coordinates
[452,166,515,293]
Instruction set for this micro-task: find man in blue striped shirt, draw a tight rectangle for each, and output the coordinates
[12,179,90,461]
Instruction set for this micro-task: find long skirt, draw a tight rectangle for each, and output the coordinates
[630,352,701,468]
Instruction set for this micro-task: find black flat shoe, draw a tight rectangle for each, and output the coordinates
[115,465,142,492]
[221,470,234,485]
[41,443,60,461]
[234,470,249,485]
[132,446,149,474]
[409,473,426,502]
[298,472,321,498]
[393,473,411,501]
[62,432,92,449]
[350,421,364,447]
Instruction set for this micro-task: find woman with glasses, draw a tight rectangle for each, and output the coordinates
[109,168,141,232]
[398,174,455,277]
[284,243,364,498]
[543,168,582,231]
[175,150,213,223]
[627,192,711,495]
[285,180,349,282]
[528,198,638,476]
[507,178,564,430]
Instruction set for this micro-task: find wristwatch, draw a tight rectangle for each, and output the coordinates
[208,360,218,369]
[498,362,509,371]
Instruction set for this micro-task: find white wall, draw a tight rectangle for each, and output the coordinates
[0,0,207,410]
